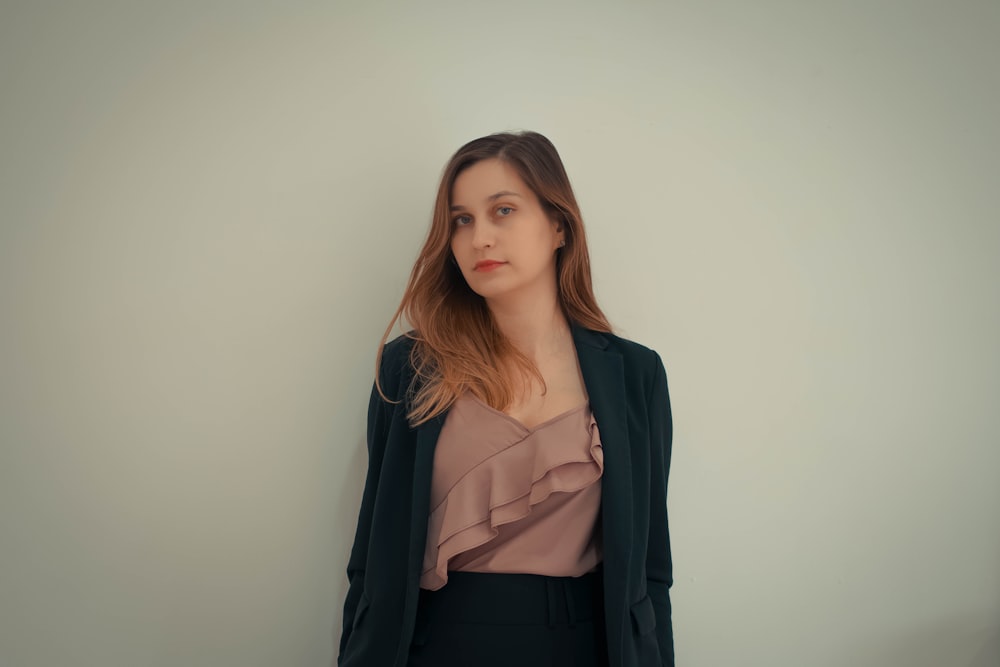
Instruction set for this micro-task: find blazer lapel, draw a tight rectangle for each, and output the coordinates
[399,409,444,663]
[572,323,632,665]
[571,324,633,560]
[409,411,444,575]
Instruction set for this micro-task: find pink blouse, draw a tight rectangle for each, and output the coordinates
[419,392,604,591]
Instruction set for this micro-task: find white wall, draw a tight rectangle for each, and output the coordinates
[1,1,997,665]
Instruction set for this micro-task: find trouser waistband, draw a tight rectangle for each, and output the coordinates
[415,565,605,629]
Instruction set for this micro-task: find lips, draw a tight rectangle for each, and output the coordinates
[474,260,506,271]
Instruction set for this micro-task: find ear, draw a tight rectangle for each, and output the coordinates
[553,221,566,249]
[545,206,566,247]
[548,211,564,232]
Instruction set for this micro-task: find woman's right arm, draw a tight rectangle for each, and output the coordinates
[337,341,402,660]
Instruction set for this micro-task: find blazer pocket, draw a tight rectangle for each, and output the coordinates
[629,594,657,637]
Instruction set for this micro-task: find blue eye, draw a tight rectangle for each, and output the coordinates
[453,215,471,226]
[497,206,513,216]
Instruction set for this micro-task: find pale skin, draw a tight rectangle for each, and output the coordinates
[449,158,589,429]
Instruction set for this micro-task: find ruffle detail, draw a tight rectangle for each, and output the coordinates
[419,405,603,591]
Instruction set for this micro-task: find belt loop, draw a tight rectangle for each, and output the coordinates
[545,579,558,628]
[565,582,576,627]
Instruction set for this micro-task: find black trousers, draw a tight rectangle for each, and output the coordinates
[407,566,610,667]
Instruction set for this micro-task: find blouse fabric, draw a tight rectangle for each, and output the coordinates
[419,391,605,591]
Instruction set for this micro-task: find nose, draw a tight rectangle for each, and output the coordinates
[470,220,495,249]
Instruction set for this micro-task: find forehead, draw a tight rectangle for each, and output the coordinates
[450,158,534,206]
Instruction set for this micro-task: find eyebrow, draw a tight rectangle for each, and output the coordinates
[449,191,522,212]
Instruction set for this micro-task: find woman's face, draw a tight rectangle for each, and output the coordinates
[449,158,564,304]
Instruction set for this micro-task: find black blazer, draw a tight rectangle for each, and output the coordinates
[338,323,675,667]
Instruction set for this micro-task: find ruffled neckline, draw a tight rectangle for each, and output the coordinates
[465,393,590,433]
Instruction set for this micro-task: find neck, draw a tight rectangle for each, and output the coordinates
[485,286,571,363]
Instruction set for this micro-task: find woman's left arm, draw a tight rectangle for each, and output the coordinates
[646,350,675,666]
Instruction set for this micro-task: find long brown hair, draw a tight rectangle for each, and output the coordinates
[376,130,612,426]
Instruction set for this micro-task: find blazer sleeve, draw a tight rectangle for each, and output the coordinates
[646,350,675,666]
[337,341,403,662]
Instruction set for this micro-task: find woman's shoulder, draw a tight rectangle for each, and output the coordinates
[573,325,669,401]
[382,330,418,362]
[371,331,419,401]
[573,325,664,368]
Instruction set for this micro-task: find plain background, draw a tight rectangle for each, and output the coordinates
[1,1,997,666]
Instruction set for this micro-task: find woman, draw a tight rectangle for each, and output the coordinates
[338,131,674,667]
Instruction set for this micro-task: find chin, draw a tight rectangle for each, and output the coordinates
[467,285,503,300]
[465,278,514,301]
